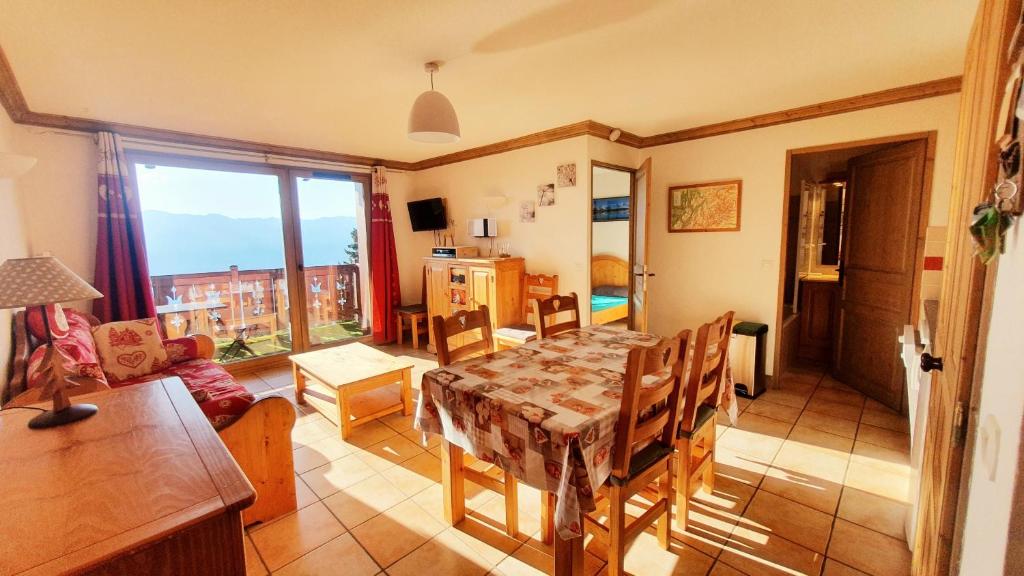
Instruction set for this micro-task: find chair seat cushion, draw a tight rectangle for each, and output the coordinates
[678,404,717,439]
[118,359,255,430]
[397,304,427,315]
[608,442,674,486]
[494,325,536,342]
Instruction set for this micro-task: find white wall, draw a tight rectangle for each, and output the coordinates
[591,166,631,262]
[409,137,593,321]
[644,94,961,371]
[0,113,30,389]
[959,223,1024,574]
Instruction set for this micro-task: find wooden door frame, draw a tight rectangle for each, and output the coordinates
[772,131,938,384]
[589,160,636,327]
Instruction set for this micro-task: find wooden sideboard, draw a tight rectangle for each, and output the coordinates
[424,256,525,349]
[0,378,255,576]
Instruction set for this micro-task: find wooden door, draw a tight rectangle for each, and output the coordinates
[833,139,927,410]
[630,157,653,332]
[913,0,1017,573]
[425,260,449,348]
[797,280,838,364]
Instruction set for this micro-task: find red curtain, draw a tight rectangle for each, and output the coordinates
[93,132,157,323]
[370,166,401,343]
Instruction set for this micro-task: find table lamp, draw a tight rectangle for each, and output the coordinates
[0,256,103,429]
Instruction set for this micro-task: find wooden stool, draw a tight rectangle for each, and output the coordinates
[396,305,427,349]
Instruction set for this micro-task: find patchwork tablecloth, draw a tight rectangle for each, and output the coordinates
[415,325,661,539]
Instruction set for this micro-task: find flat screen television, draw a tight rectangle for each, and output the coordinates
[407,197,447,231]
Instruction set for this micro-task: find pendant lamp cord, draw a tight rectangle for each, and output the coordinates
[430,70,435,90]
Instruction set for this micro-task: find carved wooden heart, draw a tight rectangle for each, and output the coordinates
[117,351,147,369]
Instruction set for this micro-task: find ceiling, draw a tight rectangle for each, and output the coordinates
[0,0,977,163]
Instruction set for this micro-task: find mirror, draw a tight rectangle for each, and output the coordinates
[590,165,632,328]
[797,179,846,275]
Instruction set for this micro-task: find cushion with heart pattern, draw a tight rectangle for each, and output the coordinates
[92,318,170,383]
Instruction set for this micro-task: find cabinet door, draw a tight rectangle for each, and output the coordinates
[469,267,496,324]
[425,261,449,347]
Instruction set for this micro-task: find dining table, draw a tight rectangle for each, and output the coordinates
[414,324,663,575]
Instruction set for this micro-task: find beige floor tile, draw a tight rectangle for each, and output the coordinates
[810,387,865,408]
[249,502,346,571]
[362,433,428,470]
[761,464,844,516]
[381,411,416,433]
[795,410,858,440]
[294,474,319,509]
[244,533,267,576]
[777,370,823,387]
[718,414,792,463]
[786,425,854,455]
[403,427,442,449]
[836,488,909,541]
[381,451,443,496]
[860,408,909,434]
[672,475,755,557]
[448,520,523,567]
[612,531,715,576]
[708,562,749,575]
[293,435,355,474]
[322,473,408,529]
[822,558,870,575]
[497,543,604,576]
[344,419,401,449]
[274,533,380,576]
[350,499,446,568]
[804,398,863,423]
[301,453,379,499]
[719,522,825,576]
[827,519,910,576]
[744,399,802,424]
[816,376,859,394]
[293,419,339,450]
[238,373,273,396]
[384,528,492,576]
[845,443,911,502]
[756,388,812,410]
[855,424,910,453]
[740,491,833,554]
[714,447,768,486]
[851,440,910,468]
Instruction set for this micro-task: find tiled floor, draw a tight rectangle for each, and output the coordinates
[238,349,913,576]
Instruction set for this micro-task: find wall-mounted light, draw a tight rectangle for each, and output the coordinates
[0,152,37,180]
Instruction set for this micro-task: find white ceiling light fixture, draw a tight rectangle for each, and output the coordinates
[408,61,461,144]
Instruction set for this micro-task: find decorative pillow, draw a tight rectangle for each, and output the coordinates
[26,304,70,340]
[163,337,201,364]
[27,344,108,389]
[593,285,628,298]
[92,319,170,383]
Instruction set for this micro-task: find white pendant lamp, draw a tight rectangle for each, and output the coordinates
[408,62,461,144]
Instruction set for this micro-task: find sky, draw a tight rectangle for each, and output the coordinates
[134,163,361,220]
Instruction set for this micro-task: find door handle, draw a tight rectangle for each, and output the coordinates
[633,272,656,277]
[921,353,944,372]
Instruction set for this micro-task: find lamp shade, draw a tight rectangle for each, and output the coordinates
[0,152,37,179]
[408,90,461,143]
[0,256,102,309]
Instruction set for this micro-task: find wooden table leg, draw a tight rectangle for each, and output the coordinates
[411,315,421,349]
[400,367,413,416]
[541,491,555,544]
[292,363,306,404]
[337,387,352,440]
[552,502,584,576]
[441,440,465,526]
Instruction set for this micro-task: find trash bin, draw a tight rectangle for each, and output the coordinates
[730,321,768,398]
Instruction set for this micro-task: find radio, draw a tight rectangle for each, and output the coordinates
[431,246,480,259]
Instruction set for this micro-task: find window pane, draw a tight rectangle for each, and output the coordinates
[295,175,368,346]
[135,162,292,363]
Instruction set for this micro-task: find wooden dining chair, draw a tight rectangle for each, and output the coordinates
[675,311,735,530]
[396,265,428,349]
[431,305,522,537]
[583,333,691,576]
[532,292,582,339]
[494,273,558,350]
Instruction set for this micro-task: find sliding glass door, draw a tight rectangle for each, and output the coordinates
[131,154,371,365]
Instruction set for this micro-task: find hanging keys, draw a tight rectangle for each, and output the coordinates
[970,180,1018,264]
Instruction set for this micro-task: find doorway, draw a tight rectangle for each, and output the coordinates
[590,162,633,330]
[775,133,936,411]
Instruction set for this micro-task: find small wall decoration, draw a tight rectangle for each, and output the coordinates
[668,179,742,232]
[557,163,577,187]
[538,183,555,206]
[519,201,536,223]
[592,196,630,222]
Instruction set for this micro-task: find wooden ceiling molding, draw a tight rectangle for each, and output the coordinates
[0,44,961,171]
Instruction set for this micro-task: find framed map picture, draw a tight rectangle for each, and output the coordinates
[668,180,742,232]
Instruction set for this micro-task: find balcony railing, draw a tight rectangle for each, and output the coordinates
[152,264,363,362]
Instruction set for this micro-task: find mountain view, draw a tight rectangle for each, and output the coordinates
[141,211,358,276]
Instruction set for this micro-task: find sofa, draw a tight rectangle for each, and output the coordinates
[4,307,297,526]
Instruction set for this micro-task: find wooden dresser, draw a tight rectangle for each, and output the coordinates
[0,378,255,576]
[424,256,525,349]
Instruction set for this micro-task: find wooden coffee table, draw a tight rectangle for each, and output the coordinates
[291,343,414,439]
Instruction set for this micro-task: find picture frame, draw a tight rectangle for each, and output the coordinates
[668,179,742,232]
[592,196,630,222]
